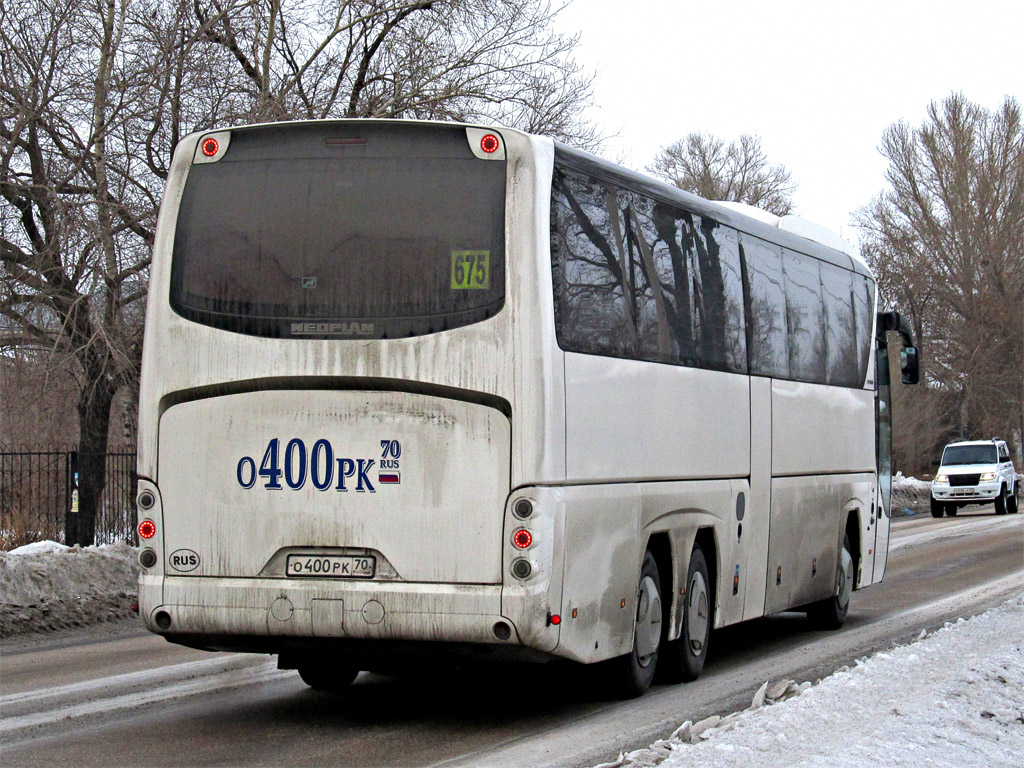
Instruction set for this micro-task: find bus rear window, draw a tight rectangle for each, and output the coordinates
[170,123,506,339]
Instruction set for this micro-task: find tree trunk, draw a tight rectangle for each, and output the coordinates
[73,380,116,546]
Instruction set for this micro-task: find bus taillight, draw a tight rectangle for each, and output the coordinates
[201,137,219,157]
[512,529,532,549]
[138,519,157,539]
[480,133,500,154]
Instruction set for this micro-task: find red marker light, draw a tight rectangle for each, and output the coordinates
[480,133,500,154]
[512,529,532,549]
[550,614,561,625]
[201,137,220,157]
[138,519,156,539]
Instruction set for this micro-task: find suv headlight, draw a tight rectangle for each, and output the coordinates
[934,475,949,484]
[980,472,996,482]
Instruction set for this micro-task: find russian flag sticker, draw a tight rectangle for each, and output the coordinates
[378,472,401,485]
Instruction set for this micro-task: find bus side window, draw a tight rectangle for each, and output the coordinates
[782,248,826,383]
[740,237,789,379]
[551,171,639,359]
[853,274,875,384]
[820,261,859,387]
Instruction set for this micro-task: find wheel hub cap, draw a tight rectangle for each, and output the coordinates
[687,571,709,656]
[634,575,662,666]
[836,546,853,611]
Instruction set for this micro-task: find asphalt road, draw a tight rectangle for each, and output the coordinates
[2,507,1022,768]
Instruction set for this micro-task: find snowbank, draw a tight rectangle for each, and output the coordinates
[891,472,932,515]
[599,594,1024,768]
[0,540,140,637]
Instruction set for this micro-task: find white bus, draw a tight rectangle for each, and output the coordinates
[136,120,919,697]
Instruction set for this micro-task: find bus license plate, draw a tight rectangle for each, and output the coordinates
[286,555,375,578]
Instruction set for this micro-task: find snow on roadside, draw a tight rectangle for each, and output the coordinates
[598,593,1024,768]
[0,540,140,637]
[890,472,932,515]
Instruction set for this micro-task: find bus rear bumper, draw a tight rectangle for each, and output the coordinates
[141,576,522,649]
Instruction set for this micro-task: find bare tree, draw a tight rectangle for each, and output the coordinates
[857,93,1024,470]
[2,0,598,544]
[188,0,600,147]
[648,133,796,216]
[1,0,161,544]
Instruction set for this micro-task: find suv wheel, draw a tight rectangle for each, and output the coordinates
[994,485,1008,515]
[930,497,945,518]
[1009,484,1019,514]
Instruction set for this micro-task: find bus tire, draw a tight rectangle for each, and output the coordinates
[297,662,359,692]
[663,545,712,683]
[930,497,945,518]
[995,485,1008,515]
[807,533,853,630]
[606,551,662,698]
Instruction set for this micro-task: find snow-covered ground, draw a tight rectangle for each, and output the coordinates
[0,540,139,637]
[599,594,1024,768]
[1,541,1021,768]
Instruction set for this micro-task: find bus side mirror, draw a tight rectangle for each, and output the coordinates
[900,346,920,385]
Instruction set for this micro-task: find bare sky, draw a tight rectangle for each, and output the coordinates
[555,0,1024,244]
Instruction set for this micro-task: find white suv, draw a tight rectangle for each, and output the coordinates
[931,439,1018,517]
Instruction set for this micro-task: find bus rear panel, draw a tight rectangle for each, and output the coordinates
[137,121,563,662]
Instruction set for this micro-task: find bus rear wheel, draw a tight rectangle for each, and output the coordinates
[297,662,359,692]
[607,551,662,698]
[659,545,711,683]
[807,533,853,630]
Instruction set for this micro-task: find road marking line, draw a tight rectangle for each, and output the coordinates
[0,660,291,734]
[0,654,255,708]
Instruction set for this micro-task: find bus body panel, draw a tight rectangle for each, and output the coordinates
[764,472,875,614]
[640,479,749,631]
[770,380,875,476]
[872,487,891,583]
[148,576,506,644]
[554,480,737,663]
[157,389,510,583]
[563,352,751,483]
[506,133,567,487]
[743,376,773,621]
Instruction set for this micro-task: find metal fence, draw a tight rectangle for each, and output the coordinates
[0,447,137,549]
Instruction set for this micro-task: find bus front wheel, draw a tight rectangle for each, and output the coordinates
[807,533,853,630]
[606,550,663,698]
